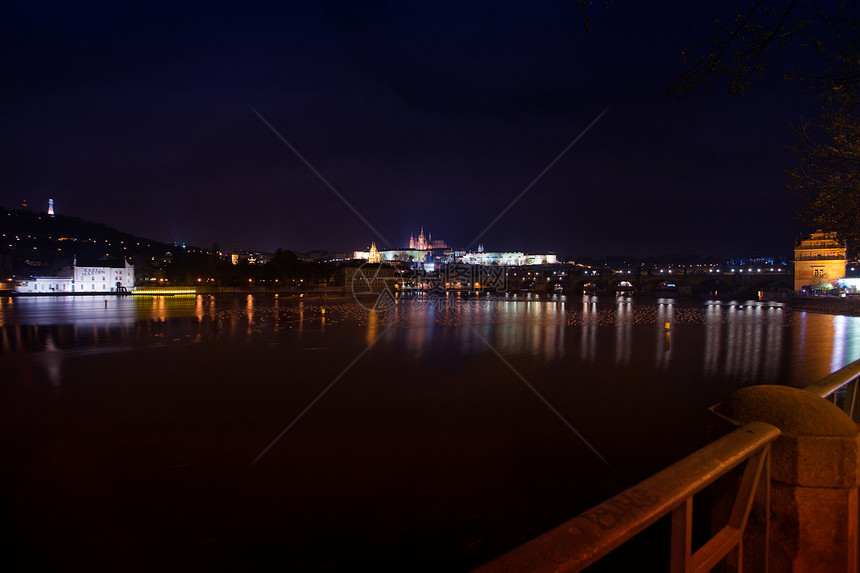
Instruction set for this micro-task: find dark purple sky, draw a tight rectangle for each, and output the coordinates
[1,1,825,258]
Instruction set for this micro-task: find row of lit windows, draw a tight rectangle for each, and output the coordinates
[795,253,844,260]
[30,282,69,291]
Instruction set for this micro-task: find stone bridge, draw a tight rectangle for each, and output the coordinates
[543,271,793,297]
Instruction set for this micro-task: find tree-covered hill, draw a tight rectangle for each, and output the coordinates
[0,207,337,288]
[1,206,174,278]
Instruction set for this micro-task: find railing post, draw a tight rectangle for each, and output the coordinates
[709,385,860,573]
[750,447,770,573]
[670,497,693,573]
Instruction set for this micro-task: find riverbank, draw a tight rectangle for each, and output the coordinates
[791,295,860,317]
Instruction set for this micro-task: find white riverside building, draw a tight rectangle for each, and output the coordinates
[15,260,135,294]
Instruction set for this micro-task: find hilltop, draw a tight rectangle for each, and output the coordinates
[0,207,334,288]
[0,206,175,278]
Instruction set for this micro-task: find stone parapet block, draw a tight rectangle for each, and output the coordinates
[709,405,860,488]
[709,384,860,487]
[708,384,860,573]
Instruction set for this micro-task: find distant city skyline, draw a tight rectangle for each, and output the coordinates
[3,201,801,261]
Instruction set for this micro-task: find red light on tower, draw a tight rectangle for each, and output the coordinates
[22,199,27,208]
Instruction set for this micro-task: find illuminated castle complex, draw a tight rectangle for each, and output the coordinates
[409,227,447,250]
[353,226,556,269]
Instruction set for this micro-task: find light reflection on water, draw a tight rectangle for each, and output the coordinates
[615,297,632,365]
[3,294,860,389]
[655,299,674,368]
[704,302,721,374]
[581,296,597,362]
[6,292,860,570]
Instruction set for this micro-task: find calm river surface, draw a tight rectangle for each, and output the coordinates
[3,293,859,571]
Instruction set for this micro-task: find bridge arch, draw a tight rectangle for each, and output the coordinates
[693,279,732,296]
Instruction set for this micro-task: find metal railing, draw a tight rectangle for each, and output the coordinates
[803,357,860,422]
[473,421,781,573]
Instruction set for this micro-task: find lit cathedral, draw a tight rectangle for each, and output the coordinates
[408,227,447,250]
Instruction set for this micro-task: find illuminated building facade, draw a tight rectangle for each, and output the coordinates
[794,231,846,292]
[14,277,73,293]
[340,263,399,293]
[15,260,135,293]
[74,259,135,292]
[461,251,557,266]
[409,227,428,250]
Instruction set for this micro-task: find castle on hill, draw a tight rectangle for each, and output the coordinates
[408,227,447,250]
[353,226,557,270]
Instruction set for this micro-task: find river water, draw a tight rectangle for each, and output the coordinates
[2,293,859,571]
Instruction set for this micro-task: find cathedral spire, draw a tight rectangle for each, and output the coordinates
[368,241,380,263]
[408,226,437,250]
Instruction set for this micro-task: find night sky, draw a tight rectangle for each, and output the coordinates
[1,1,824,258]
